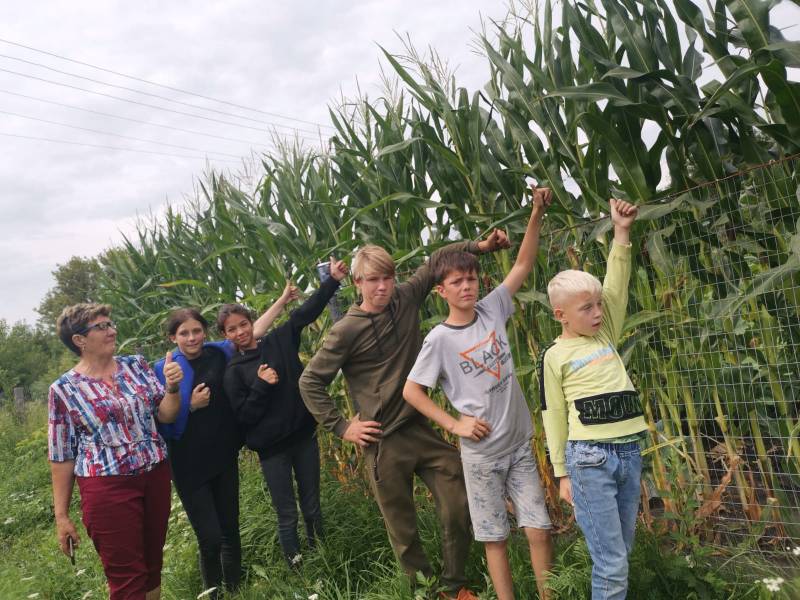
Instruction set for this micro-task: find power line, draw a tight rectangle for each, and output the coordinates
[0,52,329,137]
[0,37,336,131]
[0,131,243,163]
[0,66,323,142]
[0,88,283,147]
[0,109,249,159]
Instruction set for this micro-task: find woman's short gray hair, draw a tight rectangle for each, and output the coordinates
[57,303,112,356]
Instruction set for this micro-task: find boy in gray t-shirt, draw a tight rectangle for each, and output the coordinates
[404,187,553,600]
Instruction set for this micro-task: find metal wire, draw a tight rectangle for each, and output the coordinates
[378,156,800,564]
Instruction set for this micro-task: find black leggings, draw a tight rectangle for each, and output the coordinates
[178,461,241,595]
[259,433,323,563]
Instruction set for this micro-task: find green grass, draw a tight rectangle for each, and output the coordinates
[0,404,797,599]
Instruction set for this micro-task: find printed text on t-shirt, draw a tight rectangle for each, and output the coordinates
[458,331,512,380]
[569,344,615,373]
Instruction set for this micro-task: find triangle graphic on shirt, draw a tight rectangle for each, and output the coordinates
[459,331,502,380]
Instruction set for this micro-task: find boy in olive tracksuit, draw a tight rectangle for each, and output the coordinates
[540,199,646,600]
[299,234,508,600]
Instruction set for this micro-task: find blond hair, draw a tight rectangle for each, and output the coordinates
[57,303,113,355]
[352,245,395,281]
[547,270,602,308]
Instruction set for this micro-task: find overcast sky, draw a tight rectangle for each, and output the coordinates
[1,1,797,326]
[1,0,508,325]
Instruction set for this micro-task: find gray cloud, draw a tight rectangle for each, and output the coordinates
[1,0,499,323]
[8,1,794,324]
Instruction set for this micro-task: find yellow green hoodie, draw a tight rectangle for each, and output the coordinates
[539,242,647,477]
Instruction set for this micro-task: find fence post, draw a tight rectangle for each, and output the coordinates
[13,387,25,416]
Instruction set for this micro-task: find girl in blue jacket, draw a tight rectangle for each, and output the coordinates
[154,287,296,597]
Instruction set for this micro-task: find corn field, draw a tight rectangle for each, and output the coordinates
[98,0,799,560]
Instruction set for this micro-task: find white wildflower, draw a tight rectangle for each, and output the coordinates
[684,555,695,568]
[197,587,217,599]
[4,517,15,525]
[309,594,319,600]
[793,547,800,557]
[762,577,785,592]
[291,553,303,565]
[76,568,86,576]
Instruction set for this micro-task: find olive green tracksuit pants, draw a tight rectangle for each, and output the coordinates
[364,419,472,593]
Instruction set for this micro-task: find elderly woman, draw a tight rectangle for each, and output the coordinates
[48,303,183,600]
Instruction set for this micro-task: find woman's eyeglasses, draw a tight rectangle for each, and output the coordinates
[78,321,117,335]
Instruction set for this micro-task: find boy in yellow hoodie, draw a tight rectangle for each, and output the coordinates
[540,198,646,600]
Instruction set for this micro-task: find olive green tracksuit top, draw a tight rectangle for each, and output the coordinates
[299,240,481,438]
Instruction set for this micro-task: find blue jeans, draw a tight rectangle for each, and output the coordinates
[566,441,642,600]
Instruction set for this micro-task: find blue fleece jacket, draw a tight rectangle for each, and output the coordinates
[153,340,235,440]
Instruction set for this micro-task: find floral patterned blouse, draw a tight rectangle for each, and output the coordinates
[48,355,168,477]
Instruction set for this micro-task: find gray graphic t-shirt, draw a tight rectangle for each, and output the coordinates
[407,284,533,462]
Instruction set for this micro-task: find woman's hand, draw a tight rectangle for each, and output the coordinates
[190,383,211,411]
[257,364,279,384]
[56,515,80,557]
[163,351,184,391]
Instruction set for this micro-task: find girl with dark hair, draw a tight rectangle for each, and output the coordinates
[153,290,296,597]
[222,257,347,568]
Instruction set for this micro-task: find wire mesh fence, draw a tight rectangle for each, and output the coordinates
[628,158,800,558]
[325,157,799,562]
[108,150,798,568]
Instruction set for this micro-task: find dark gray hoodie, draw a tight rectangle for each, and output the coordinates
[299,240,481,438]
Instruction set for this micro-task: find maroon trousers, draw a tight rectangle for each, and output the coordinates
[77,460,172,600]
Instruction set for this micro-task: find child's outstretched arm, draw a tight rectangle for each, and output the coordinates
[502,186,552,296]
[251,282,300,339]
[288,257,348,333]
[402,231,511,307]
[610,198,638,245]
[600,199,639,343]
[403,380,492,442]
